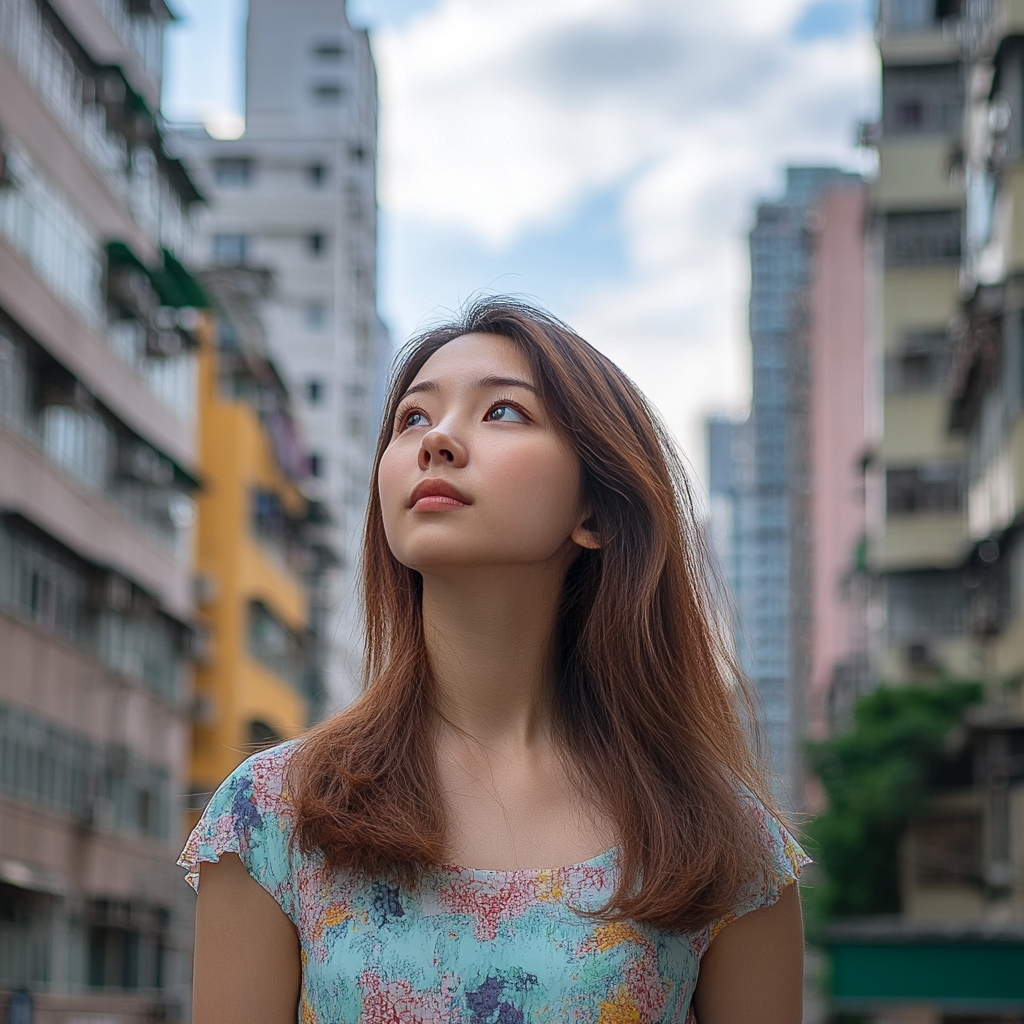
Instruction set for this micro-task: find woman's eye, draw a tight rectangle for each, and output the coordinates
[487,404,526,423]
[402,410,427,430]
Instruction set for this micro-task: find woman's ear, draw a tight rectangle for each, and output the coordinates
[572,515,601,550]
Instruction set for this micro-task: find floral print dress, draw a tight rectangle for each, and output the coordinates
[179,742,808,1024]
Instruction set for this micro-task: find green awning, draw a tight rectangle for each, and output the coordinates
[108,242,211,309]
[149,249,210,309]
[106,240,149,274]
[829,940,1024,1011]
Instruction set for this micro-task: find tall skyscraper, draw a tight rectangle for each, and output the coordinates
[708,167,857,805]
[0,0,203,1017]
[175,0,389,713]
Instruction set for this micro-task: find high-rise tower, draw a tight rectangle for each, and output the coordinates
[175,0,389,712]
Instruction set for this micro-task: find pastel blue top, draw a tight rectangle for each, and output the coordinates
[180,742,808,1024]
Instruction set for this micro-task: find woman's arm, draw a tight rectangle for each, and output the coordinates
[192,853,301,1024]
[692,881,804,1024]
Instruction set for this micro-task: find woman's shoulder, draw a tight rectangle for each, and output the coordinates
[742,794,810,885]
[178,739,304,897]
[225,738,302,811]
[706,793,810,942]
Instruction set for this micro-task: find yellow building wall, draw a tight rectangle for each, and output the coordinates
[882,393,966,464]
[881,266,961,353]
[190,313,310,804]
[876,139,962,211]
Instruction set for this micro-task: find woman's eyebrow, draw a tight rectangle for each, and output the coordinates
[476,375,537,394]
[397,379,439,403]
[398,375,537,404]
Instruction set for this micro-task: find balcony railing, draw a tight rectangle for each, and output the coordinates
[0,0,129,202]
[94,0,165,90]
[0,0,196,263]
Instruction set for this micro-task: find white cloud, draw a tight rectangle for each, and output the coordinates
[372,0,878,483]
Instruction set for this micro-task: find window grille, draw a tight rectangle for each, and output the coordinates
[0,884,51,987]
[0,521,86,643]
[882,64,962,136]
[886,570,968,640]
[86,899,169,991]
[884,210,962,267]
[0,520,185,701]
[0,701,172,841]
[886,463,964,513]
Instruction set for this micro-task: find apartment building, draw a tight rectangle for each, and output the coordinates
[189,267,333,823]
[174,0,390,716]
[0,1,203,1020]
[826,1,1024,1018]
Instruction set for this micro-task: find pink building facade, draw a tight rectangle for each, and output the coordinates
[806,182,869,752]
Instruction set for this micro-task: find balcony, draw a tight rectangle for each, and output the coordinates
[0,0,199,262]
[878,0,963,59]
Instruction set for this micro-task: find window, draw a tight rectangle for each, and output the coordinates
[247,720,283,753]
[0,329,29,432]
[887,464,964,514]
[252,489,287,549]
[883,0,947,31]
[42,406,112,491]
[912,815,981,886]
[0,884,51,988]
[213,157,254,187]
[887,570,967,641]
[247,601,302,688]
[312,40,346,60]
[0,140,104,329]
[308,452,324,478]
[0,700,172,838]
[87,901,167,991]
[212,233,249,265]
[306,379,325,405]
[884,210,962,267]
[0,519,87,642]
[0,520,185,700]
[307,233,326,256]
[307,162,327,187]
[304,301,327,329]
[886,330,950,392]
[311,82,344,104]
[882,65,962,136]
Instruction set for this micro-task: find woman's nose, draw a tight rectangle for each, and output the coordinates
[419,427,468,469]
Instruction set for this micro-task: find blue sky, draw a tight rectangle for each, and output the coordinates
[164,0,877,484]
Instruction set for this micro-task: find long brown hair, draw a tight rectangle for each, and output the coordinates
[291,296,776,931]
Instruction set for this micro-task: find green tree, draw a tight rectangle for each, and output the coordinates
[804,680,982,927]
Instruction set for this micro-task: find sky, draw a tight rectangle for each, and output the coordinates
[163,0,878,487]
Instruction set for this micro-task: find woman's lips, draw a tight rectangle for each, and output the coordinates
[409,479,471,510]
[412,494,470,511]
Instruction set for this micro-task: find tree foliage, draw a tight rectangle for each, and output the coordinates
[804,680,983,927]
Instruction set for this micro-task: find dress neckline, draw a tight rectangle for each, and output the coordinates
[433,846,618,878]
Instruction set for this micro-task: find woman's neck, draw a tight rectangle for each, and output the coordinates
[420,563,566,749]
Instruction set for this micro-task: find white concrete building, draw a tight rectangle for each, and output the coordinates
[175,0,390,712]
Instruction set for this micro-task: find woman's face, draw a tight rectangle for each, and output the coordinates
[378,333,589,574]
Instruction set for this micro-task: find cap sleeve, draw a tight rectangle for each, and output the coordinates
[178,740,300,923]
[709,798,811,942]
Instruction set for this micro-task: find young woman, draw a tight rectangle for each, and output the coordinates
[181,298,807,1024]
